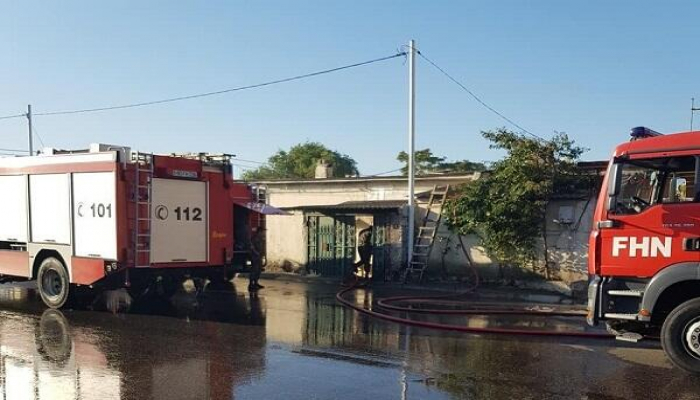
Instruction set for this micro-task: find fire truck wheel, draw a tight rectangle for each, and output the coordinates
[661,297,700,374]
[37,257,71,309]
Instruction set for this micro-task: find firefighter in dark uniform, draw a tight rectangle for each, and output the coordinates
[249,227,265,291]
[351,226,373,283]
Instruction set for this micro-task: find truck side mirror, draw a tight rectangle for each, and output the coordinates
[670,176,687,202]
[606,163,622,212]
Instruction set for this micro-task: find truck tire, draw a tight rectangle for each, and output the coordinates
[661,297,700,374]
[37,257,71,309]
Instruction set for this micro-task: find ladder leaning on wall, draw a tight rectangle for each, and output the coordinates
[403,184,450,283]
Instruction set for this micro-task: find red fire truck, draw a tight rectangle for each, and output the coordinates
[0,144,272,309]
[588,127,700,373]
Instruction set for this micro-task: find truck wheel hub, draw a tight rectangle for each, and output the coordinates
[42,269,63,298]
[684,320,700,357]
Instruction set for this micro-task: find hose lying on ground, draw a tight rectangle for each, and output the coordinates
[336,285,612,338]
[337,235,613,339]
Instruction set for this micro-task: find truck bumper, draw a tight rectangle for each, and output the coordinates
[587,275,602,326]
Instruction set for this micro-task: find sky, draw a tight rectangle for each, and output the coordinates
[1,1,699,176]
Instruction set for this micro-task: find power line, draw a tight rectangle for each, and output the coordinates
[231,163,256,170]
[415,49,546,141]
[232,157,268,165]
[0,113,25,121]
[365,167,403,177]
[29,52,406,117]
[0,147,29,153]
[31,121,47,149]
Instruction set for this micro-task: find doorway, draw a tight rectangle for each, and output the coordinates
[306,215,355,278]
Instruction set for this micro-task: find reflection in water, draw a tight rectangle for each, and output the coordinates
[0,309,121,400]
[1,280,700,399]
[0,283,267,400]
[299,287,700,400]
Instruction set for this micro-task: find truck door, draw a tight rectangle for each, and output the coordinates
[151,178,208,263]
[72,172,117,260]
[599,155,700,278]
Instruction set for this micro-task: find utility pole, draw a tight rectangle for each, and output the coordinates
[407,40,416,269]
[26,104,33,155]
[692,98,700,132]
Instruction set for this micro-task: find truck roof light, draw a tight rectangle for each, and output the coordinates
[630,126,663,140]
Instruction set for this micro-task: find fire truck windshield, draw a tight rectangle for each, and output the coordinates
[612,156,697,215]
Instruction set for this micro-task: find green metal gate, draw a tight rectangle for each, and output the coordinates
[306,215,356,277]
[372,215,389,282]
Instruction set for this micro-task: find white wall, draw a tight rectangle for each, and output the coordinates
[266,210,306,271]
[426,197,596,284]
[262,176,477,273]
[260,175,595,286]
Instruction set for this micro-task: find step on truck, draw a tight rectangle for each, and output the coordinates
[0,144,272,308]
[588,127,700,373]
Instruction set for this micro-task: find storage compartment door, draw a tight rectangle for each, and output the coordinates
[30,174,71,244]
[72,172,117,259]
[151,179,208,263]
[0,176,28,242]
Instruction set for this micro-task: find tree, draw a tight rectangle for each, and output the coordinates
[445,129,588,279]
[241,142,359,180]
[396,148,486,176]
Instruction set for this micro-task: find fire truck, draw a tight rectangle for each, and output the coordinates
[0,144,271,309]
[588,127,700,373]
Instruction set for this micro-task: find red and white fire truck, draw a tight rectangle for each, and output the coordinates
[588,127,700,373]
[0,144,271,308]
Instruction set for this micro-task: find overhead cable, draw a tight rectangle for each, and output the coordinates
[365,167,403,177]
[0,147,29,153]
[414,48,546,141]
[31,122,47,149]
[232,157,268,165]
[30,52,406,117]
[0,113,26,121]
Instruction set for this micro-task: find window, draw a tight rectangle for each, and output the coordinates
[612,156,697,215]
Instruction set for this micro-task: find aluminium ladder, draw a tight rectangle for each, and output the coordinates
[403,184,450,283]
[132,152,154,267]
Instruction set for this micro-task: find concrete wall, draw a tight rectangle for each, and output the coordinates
[262,175,478,273]
[423,196,596,285]
[543,197,596,283]
[260,174,597,287]
[266,210,306,272]
[263,178,474,208]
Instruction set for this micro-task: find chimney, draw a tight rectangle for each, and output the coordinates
[315,159,333,179]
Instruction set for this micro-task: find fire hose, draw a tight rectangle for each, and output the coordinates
[336,235,613,339]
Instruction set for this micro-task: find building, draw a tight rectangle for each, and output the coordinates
[251,161,607,288]
[254,172,481,281]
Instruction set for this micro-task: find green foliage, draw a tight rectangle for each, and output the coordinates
[397,148,486,176]
[241,142,359,180]
[445,128,588,270]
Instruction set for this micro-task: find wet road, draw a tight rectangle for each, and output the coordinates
[0,279,699,400]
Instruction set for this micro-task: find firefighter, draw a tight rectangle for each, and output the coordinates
[249,227,265,291]
[351,226,373,284]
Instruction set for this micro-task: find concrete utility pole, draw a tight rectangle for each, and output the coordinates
[692,98,700,132]
[407,40,416,268]
[26,104,33,155]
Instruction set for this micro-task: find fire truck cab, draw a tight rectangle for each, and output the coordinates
[588,127,700,373]
[0,144,270,309]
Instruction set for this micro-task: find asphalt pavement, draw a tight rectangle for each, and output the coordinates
[0,278,698,400]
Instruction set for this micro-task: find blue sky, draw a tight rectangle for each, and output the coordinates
[1,1,699,175]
